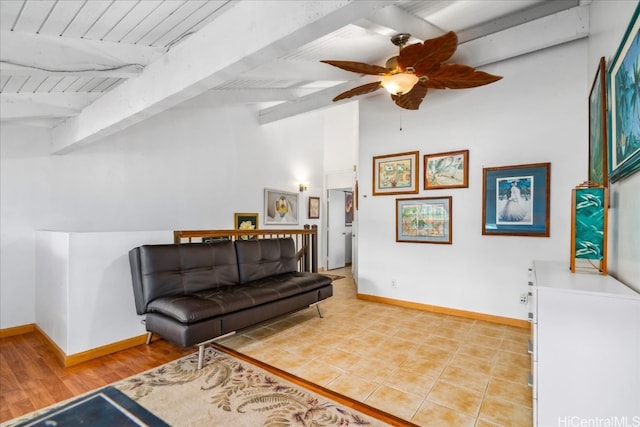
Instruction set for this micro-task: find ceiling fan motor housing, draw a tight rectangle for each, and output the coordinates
[390,33,412,48]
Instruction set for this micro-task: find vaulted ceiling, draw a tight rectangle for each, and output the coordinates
[0,0,589,153]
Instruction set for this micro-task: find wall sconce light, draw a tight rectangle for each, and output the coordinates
[299,183,309,192]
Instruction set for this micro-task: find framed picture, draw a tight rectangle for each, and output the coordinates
[264,189,298,225]
[396,196,452,244]
[570,184,607,275]
[589,57,608,186]
[308,197,320,219]
[234,213,258,230]
[424,149,469,189]
[372,151,419,195]
[345,191,354,225]
[482,163,551,237]
[608,4,640,183]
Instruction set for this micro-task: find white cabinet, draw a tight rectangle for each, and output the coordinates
[529,260,640,427]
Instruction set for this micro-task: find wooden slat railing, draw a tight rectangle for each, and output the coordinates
[173,225,319,273]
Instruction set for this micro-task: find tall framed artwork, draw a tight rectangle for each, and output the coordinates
[608,4,640,183]
[570,182,607,275]
[482,163,551,237]
[589,57,608,186]
[264,189,298,225]
[372,151,419,195]
[308,197,320,219]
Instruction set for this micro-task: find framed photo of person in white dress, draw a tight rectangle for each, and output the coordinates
[482,163,550,237]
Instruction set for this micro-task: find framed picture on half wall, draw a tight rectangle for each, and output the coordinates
[234,213,259,230]
[234,212,258,240]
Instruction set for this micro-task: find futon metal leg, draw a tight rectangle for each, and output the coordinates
[145,332,153,345]
[195,331,236,370]
[197,344,205,370]
[314,303,324,318]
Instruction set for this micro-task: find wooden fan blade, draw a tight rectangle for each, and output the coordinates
[423,64,503,89]
[396,43,425,69]
[321,60,389,76]
[421,31,458,62]
[391,83,429,110]
[333,81,383,102]
[398,31,458,73]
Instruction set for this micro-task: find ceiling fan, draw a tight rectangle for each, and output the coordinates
[321,31,502,110]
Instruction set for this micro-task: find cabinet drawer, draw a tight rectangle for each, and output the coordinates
[530,323,537,361]
[529,359,537,399]
[527,268,537,324]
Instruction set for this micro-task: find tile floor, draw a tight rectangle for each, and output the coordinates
[218,267,533,426]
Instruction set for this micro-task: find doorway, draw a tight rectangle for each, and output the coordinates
[327,188,353,270]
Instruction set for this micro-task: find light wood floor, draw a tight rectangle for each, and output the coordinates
[0,331,193,422]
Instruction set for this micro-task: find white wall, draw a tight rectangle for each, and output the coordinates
[355,0,640,319]
[1,125,50,328]
[1,104,327,330]
[35,230,173,354]
[357,39,588,320]
[323,101,359,269]
[34,231,70,350]
[324,101,359,176]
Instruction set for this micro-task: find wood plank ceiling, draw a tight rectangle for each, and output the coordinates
[0,0,587,153]
[1,0,231,127]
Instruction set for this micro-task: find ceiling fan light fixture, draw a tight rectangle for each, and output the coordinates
[380,72,419,95]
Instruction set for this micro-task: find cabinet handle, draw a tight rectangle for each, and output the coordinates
[528,340,533,354]
[527,373,534,388]
[528,312,534,321]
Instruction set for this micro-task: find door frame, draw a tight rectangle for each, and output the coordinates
[326,188,351,270]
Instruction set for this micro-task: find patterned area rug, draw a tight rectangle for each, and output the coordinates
[4,345,413,427]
